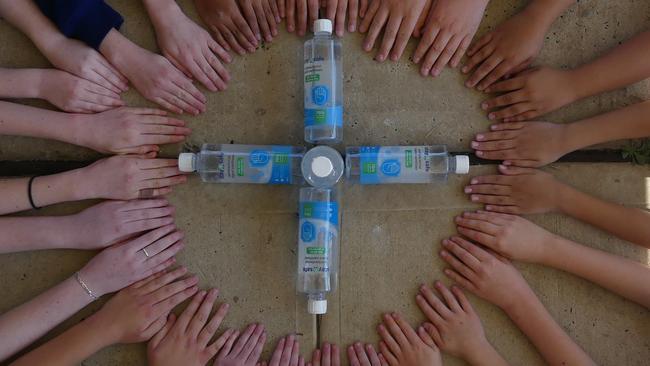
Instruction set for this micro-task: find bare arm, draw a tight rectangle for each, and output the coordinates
[0,216,78,253]
[0,100,83,146]
[0,68,43,100]
[0,172,84,215]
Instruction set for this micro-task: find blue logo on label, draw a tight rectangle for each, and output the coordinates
[381,160,401,176]
[301,222,316,242]
[249,150,270,167]
[312,85,329,106]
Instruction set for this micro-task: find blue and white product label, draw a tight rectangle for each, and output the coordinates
[298,201,339,274]
[304,58,343,128]
[359,146,436,184]
[220,145,294,184]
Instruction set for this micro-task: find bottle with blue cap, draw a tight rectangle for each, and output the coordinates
[345,145,470,184]
[304,18,343,144]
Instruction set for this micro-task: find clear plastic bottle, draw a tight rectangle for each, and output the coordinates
[178,144,305,184]
[304,19,343,144]
[297,186,339,315]
[345,146,470,184]
[301,146,344,188]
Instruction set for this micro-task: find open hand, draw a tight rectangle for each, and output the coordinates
[195,0,259,55]
[238,0,280,42]
[266,335,305,366]
[377,313,441,366]
[38,69,124,113]
[347,342,383,366]
[306,342,339,366]
[214,323,267,366]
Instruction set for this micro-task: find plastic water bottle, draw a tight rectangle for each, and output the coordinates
[301,146,344,188]
[345,146,470,184]
[304,19,343,144]
[178,144,305,184]
[297,186,339,315]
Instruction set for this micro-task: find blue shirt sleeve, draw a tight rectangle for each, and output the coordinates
[36,0,124,50]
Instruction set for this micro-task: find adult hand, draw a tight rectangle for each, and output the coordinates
[347,342,383,366]
[414,0,488,77]
[377,313,442,366]
[93,267,199,344]
[195,0,259,55]
[78,224,186,297]
[238,0,280,42]
[75,107,191,155]
[278,0,319,37]
[38,69,124,113]
[266,335,305,366]
[148,289,232,366]
[79,155,187,200]
[214,323,267,366]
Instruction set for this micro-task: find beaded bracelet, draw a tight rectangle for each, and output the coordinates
[74,272,98,301]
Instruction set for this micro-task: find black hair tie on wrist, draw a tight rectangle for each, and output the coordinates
[28,176,41,210]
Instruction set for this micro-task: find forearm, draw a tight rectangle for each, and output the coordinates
[0,69,43,99]
[0,0,67,57]
[0,276,94,361]
[524,0,576,30]
[557,182,650,248]
[570,30,650,100]
[142,0,182,29]
[503,289,594,366]
[0,216,79,253]
[0,101,84,145]
[98,28,137,73]
[542,235,650,307]
[465,342,510,366]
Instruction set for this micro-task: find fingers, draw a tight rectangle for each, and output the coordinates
[150,313,176,349]
[241,324,266,361]
[418,282,453,320]
[347,0,358,32]
[466,55,503,89]
[421,322,443,346]
[280,334,296,365]
[288,338,301,366]
[181,289,212,335]
[334,0,349,37]
[207,328,235,358]
[358,0,379,33]
[151,279,199,316]
[363,6,389,53]
[377,322,401,357]
[433,281,463,313]
[149,275,199,307]
[451,285,474,313]
[348,343,369,366]
[420,30,452,76]
[416,324,435,347]
[449,35,471,68]
[375,13,401,62]
[232,323,257,356]
[138,266,187,292]
[476,61,518,91]
[296,0,307,36]
[199,302,230,347]
[270,336,287,365]
[378,341,397,366]
[286,0,296,33]
[218,329,241,358]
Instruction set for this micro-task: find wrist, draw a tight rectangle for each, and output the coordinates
[143,0,182,28]
[500,284,536,315]
[99,29,132,73]
[86,310,122,346]
[463,339,499,366]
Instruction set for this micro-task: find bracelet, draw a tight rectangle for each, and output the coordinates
[74,272,98,301]
[27,176,41,210]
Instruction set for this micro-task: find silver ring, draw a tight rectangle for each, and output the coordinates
[142,248,150,258]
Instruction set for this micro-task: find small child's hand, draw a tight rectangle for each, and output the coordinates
[213,323,267,366]
[413,0,488,77]
[471,121,570,167]
[148,289,232,366]
[465,166,565,214]
[73,199,175,250]
[80,155,187,200]
[415,282,490,362]
[237,0,280,42]
[462,8,548,90]
[78,224,186,297]
[92,267,198,344]
[347,342,384,366]
[76,107,191,155]
[377,313,442,366]
[266,335,305,366]
[195,0,259,55]
[358,0,429,62]
[38,69,124,113]
[307,342,340,366]
[438,236,532,310]
[480,66,578,122]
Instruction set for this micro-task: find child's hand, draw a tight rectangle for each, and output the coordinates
[347,342,383,366]
[278,0,318,37]
[237,0,280,42]
[415,282,490,363]
[266,335,305,366]
[93,267,198,344]
[322,0,359,37]
[194,0,259,55]
[413,0,488,77]
[213,323,267,366]
[377,313,442,366]
[472,122,569,167]
[72,199,175,250]
[462,7,548,90]
[150,3,232,92]
[307,342,340,366]
[79,155,187,200]
[75,107,191,155]
[358,0,429,62]
[438,236,532,310]
[454,211,555,263]
[465,166,565,214]
[78,224,186,296]
[481,66,578,122]
[38,69,124,113]
[148,289,232,366]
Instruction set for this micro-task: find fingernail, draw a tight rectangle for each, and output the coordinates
[433,68,441,77]
[471,195,479,202]
[471,178,478,184]
[471,141,479,148]
[464,187,472,193]
[465,81,472,87]
[488,113,496,120]
[440,250,447,257]
[481,102,488,110]
[476,134,485,141]
[476,151,484,157]
[462,66,469,73]
[413,56,420,63]
[486,205,493,211]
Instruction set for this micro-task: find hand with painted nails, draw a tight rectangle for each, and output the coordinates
[78,224,186,297]
[307,342,340,366]
[266,335,305,366]
[438,237,531,310]
[480,67,577,122]
[76,107,191,155]
[214,323,267,366]
[37,69,124,113]
[80,155,187,201]
[454,212,555,263]
[277,0,318,37]
[416,282,507,366]
[358,0,429,62]
[195,0,259,55]
[413,0,487,76]
[237,0,280,43]
[472,121,569,167]
[465,166,565,214]
[145,0,233,92]
[376,312,442,366]
[148,289,232,366]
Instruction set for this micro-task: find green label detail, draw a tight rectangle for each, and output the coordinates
[303,203,314,218]
[305,74,320,83]
[363,162,377,174]
[405,150,413,168]
[306,247,326,255]
[314,110,326,124]
[236,157,244,176]
[273,153,289,164]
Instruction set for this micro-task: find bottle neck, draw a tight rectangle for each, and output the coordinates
[314,32,332,39]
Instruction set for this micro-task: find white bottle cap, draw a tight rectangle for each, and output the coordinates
[308,299,328,315]
[178,153,196,172]
[312,156,334,178]
[314,19,333,35]
[455,155,470,175]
